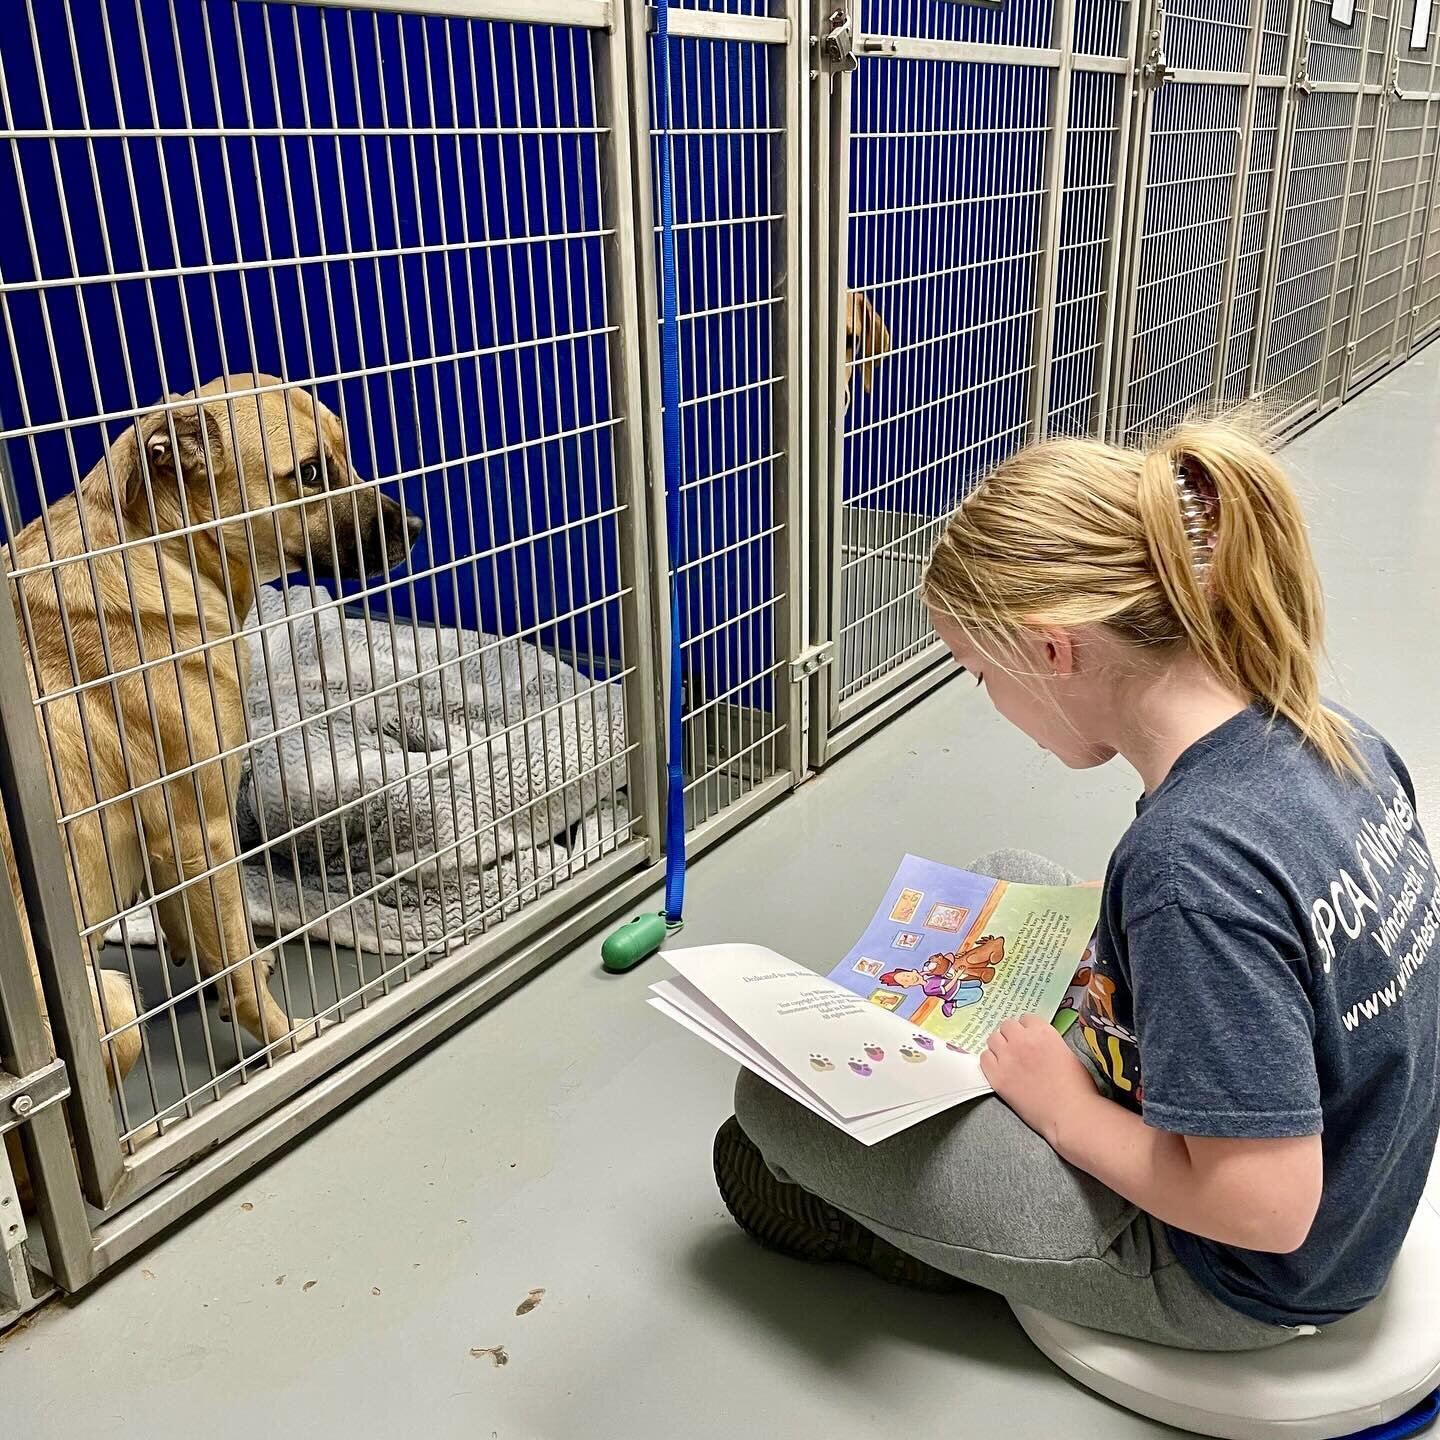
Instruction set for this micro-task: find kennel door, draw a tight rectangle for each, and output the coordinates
[1344,0,1438,391]
[1412,12,1440,347]
[817,0,1065,766]
[1252,1,1377,423]
[1113,0,1297,439]
[0,0,661,1220]
[1395,19,1440,356]
[629,0,808,833]
[1376,7,1434,365]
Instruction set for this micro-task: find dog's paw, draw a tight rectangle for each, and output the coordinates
[290,1017,323,1048]
[265,1017,322,1056]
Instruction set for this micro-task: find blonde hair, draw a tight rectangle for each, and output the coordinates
[920,416,1364,778]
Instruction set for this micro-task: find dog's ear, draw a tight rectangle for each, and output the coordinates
[136,397,227,495]
[850,292,892,395]
[99,423,145,514]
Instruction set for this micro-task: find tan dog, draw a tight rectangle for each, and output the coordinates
[843,290,892,409]
[4,373,421,1099]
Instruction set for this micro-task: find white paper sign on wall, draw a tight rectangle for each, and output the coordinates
[1413,0,1433,49]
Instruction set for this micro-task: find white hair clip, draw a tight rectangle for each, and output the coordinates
[1175,462,1219,578]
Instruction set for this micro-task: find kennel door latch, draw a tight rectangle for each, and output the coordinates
[1291,35,1314,96]
[1139,0,1174,88]
[790,642,835,683]
[0,1058,69,1137]
[818,9,858,73]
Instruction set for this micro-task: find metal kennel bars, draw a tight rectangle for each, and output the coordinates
[0,0,1435,1322]
[809,0,1440,759]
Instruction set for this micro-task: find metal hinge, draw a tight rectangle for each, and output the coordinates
[1292,34,1314,95]
[0,1059,69,1137]
[790,642,835,683]
[816,8,857,74]
[1140,1,1173,88]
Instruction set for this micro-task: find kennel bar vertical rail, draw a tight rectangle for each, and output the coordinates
[803,0,854,769]
[776,2,808,788]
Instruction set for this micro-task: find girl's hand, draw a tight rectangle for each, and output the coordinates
[981,1014,1098,1150]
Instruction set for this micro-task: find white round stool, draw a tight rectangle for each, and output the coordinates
[1012,1159,1440,1440]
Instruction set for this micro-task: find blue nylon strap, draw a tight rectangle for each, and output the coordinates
[654,0,686,926]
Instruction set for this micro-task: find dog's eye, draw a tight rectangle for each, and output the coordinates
[298,462,320,488]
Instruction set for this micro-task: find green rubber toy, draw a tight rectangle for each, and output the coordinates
[601,911,670,972]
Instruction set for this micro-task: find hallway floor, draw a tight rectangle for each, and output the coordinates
[4,346,1440,1438]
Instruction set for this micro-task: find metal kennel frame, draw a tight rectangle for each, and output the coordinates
[0,0,805,1320]
[808,0,1440,763]
[0,0,1436,1324]
[808,0,1143,760]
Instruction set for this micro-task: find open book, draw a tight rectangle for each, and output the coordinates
[648,854,1102,1144]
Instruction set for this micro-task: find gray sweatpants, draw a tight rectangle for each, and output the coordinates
[734,848,1304,1352]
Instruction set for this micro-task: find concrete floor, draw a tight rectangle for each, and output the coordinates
[3,346,1439,1438]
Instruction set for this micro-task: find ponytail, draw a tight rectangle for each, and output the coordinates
[1136,420,1361,778]
[920,415,1365,779]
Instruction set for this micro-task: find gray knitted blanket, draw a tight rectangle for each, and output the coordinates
[120,585,629,957]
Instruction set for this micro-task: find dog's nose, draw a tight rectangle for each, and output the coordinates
[405,511,424,545]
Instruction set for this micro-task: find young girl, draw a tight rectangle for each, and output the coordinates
[714,419,1440,1351]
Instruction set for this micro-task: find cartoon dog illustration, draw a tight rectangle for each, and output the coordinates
[950,933,1005,984]
[881,951,980,1017]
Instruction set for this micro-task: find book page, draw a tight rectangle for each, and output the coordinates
[664,944,989,1121]
[646,994,978,1145]
[652,977,952,1123]
[824,854,1101,1053]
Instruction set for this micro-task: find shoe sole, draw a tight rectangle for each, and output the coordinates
[713,1116,965,1294]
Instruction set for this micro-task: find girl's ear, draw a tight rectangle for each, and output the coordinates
[1039,627,1076,678]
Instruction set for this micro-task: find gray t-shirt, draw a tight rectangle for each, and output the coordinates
[1083,704,1440,1327]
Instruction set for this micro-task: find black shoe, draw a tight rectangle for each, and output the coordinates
[713,1115,965,1293]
